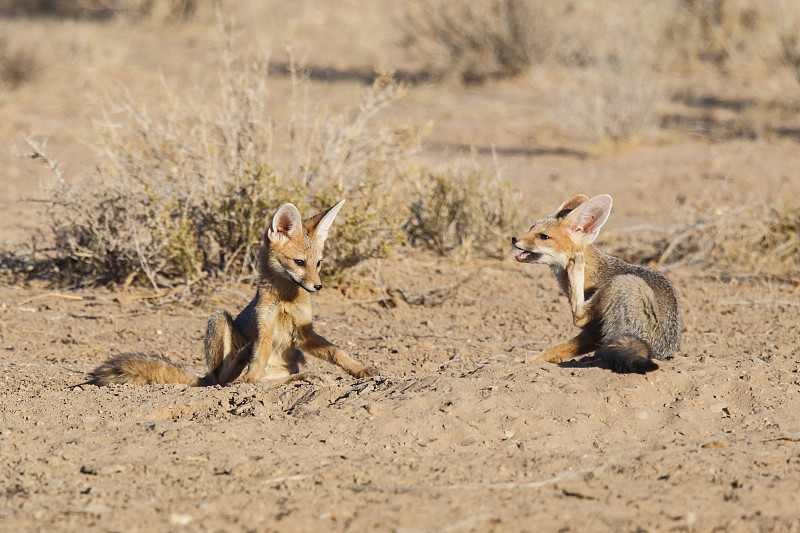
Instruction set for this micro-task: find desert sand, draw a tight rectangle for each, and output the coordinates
[1,2,800,532]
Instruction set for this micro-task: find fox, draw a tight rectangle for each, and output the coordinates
[90,200,376,387]
[511,194,681,373]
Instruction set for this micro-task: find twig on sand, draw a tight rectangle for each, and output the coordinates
[396,514,490,533]
[355,279,469,308]
[348,463,608,493]
[761,435,800,443]
[441,341,469,367]
[5,292,85,312]
[721,299,800,308]
[263,474,313,484]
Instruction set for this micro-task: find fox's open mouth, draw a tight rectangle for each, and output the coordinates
[514,250,540,262]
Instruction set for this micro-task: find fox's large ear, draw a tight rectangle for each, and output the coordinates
[304,199,345,243]
[565,194,612,245]
[552,194,590,219]
[267,203,303,244]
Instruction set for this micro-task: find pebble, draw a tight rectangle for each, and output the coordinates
[170,513,194,526]
[80,463,129,476]
[634,410,648,420]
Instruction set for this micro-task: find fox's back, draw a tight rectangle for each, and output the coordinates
[585,250,681,359]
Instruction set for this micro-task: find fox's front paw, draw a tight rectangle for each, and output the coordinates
[567,253,585,272]
[354,366,378,378]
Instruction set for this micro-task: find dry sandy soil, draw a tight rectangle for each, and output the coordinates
[2,3,800,532]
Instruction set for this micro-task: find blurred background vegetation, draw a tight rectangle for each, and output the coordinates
[1,0,798,293]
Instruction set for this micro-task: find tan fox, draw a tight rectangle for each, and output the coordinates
[511,194,681,373]
[91,200,375,387]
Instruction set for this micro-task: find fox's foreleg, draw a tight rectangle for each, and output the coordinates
[566,253,593,328]
[296,324,376,378]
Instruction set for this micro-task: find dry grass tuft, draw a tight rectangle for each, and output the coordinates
[400,0,552,84]
[405,160,522,256]
[0,0,196,22]
[661,0,766,65]
[540,2,666,144]
[550,56,664,144]
[660,0,800,87]
[0,34,38,89]
[604,202,800,279]
[775,1,800,88]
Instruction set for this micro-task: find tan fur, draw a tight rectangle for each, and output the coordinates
[91,200,375,387]
[512,194,681,373]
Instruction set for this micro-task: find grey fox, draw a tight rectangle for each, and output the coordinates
[511,194,681,373]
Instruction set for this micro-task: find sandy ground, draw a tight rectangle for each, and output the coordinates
[2,4,800,532]
[1,260,799,532]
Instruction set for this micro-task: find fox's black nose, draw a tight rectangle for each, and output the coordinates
[314,284,323,291]
[511,236,518,244]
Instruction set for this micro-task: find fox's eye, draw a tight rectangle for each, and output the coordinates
[539,233,550,240]
[294,259,306,267]
[317,260,322,268]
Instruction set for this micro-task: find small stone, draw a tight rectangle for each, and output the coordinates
[170,513,193,526]
[365,403,380,417]
[677,411,694,420]
[80,463,129,476]
[503,430,515,440]
[634,410,648,420]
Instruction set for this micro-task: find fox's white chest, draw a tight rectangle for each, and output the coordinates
[259,305,301,379]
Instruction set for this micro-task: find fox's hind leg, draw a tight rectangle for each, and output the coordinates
[205,310,249,384]
[535,329,600,363]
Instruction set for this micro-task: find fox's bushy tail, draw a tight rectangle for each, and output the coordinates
[90,353,211,387]
[595,335,658,374]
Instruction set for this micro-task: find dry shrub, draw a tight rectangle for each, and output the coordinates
[551,56,664,143]
[659,0,800,84]
[780,34,800,86]
[0,0,196,22]
[284,74,422,282]
[400,0,553,84]
[15,32,517,291]
[543,2,666,143]
[660,203,800,273]
[0,34,37,89]
[405,160,521,256]
[774,1,800,87]
[605,202,800,277]
[661,0,770,66]
[22,35,424,288]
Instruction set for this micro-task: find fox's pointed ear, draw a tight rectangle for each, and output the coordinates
[304,199,345,243]
[552,194,590,218]
[267,203,303,244]
[566,195,612,245]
